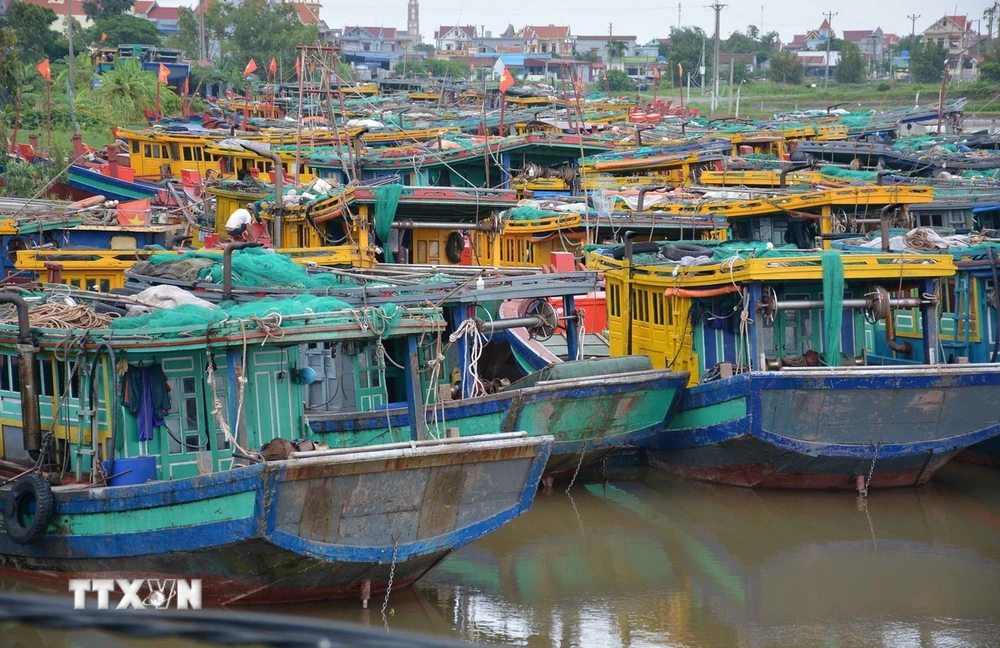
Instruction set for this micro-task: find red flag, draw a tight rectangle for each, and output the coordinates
[269,57,277,75]
[652,66,660,80]
[100,32,107,42]
[499,68,515,94]
[36,59,51,82]
[182,77,189,96]
[295,56,301,78]
[158,63,169,83]
[243,59,257,77]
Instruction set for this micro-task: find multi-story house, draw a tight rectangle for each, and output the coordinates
[517,25,575,56]
[922,15,979,81]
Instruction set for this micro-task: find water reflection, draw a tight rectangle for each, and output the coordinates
[305,464,1000,647]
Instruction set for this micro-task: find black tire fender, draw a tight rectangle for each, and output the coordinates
[610,242,660,260]
[660,243,715,260]
[5,473,55,545]
[445,231,465,264]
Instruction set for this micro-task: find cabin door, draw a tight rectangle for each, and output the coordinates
[243,348,301,449]
[158,355,231,479]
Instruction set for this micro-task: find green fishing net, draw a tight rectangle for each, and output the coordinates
[821,251,844,367]
[374,183,404,263]
[111,295,404,334]
[141,248,357,289]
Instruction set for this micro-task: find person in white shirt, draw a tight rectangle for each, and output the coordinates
[225,208,259,241]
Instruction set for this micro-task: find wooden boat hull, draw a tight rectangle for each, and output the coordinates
[66,165,163,202]
[308,370,687,478]
[0,435,550,604]
[639,366,1000,489]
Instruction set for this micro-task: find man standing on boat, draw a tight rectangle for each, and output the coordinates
[225,208,261,242]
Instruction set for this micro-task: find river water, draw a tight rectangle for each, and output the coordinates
[5,462,1000,647]
[295,462,1000,648]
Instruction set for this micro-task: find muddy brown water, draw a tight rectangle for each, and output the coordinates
[4,463,1000,647]
[293,462,1000,647]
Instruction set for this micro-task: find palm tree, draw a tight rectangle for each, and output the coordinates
[607,39,628,73]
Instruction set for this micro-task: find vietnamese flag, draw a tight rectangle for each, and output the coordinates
[243,58,257,77]
[269,57,277,75]
[100,32,107,42]
[294,56,301,78]
[36,59,51,82]
[652,66,660,80]
[499,68,515,94]
[158,63,169,83]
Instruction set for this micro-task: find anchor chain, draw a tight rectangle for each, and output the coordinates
[565,443,588,494]
[861,442,881,497]
[381,534,400,630]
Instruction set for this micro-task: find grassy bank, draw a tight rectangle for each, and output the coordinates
[13,128,115,153]
[634,80,1000,118]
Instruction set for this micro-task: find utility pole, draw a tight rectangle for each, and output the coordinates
[65,0,76,132]
[607,22,613,67]
[199,0,207,62]
[710,1,725,115]
[699,37,706,94]
[906,14,920,83]
[822,11,837,89]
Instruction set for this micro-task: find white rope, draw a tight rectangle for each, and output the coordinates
[449,318,487,398]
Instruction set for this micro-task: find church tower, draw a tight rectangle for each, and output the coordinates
[407,0,420,42]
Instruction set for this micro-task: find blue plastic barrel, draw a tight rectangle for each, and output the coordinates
[103,455,158,486]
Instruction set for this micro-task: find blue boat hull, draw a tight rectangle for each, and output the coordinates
[308,369,687,477]
[640,366,1000,489]
[66,165,162,202]
[0,437,550,604]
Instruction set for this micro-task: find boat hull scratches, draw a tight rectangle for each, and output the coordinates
[640,369,1000,490]
[0,439,550,603]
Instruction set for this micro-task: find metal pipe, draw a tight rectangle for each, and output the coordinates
[880,203,900,252]
[390,220,495,232]
[478,315,544,333]
[779,162,812,188]
[636,186,667,213]
[222,241,261,301]
[623,231,636,264]
[774,298,923,310]
[0,294,40,458]
[238,141,283,248]
[165,234,192,250]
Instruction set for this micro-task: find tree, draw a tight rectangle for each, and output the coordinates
[75,58,180,125]
[660,26,707,88]
[608,39,628,62]
[82,0,133,22]
[911,41,947,83]
[835,41,865,83]
[767,51,802,84]
[168,0,316,69]
[83,14,162,48]
[0,1,67,64]
[980,50,1000,84]
[223,0,317,71]
[603,68,635,92]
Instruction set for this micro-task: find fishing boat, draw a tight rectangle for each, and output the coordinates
[833,225,1000,466]
[120,252,689,477]
[588,240,1000,489]
[0,288,551,604]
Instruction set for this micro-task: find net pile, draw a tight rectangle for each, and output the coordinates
[136,248,357,289]
[111,295,403,334]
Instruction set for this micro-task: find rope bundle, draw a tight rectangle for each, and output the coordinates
[1,303,112,330]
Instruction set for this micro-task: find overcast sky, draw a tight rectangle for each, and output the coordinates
[164,0,997,45]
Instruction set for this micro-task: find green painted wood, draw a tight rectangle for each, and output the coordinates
[669,397,747,430]
[56,491,256,536]
[516,387,678,442]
